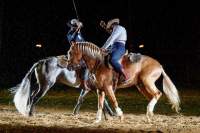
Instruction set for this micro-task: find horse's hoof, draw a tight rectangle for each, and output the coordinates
[147,111,154,117]
[146,113,153,123]
[72,110,80,115]
[94,119,101,123]
[23,111,32,117]
[71,113,79,116]
[71,113,79,119]
[23,113,31,117]
[146,116,151,122]
[120,115,124,121]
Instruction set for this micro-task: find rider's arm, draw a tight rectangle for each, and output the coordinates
[66,29,75,42]
[77,32,85,42]
[67,27,85,42]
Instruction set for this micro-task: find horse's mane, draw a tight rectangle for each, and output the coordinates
[75,42,104,61]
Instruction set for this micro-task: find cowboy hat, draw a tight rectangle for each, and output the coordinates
[67,19,83,28]
[106,18,120,29]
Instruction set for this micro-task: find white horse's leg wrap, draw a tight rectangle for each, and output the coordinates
[115,107,123,116]
[147,97,157,115]
[95,109,102,122]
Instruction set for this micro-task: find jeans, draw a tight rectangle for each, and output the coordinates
[110,42,125,73]
[81,66,89,80]
[79,60,89,80]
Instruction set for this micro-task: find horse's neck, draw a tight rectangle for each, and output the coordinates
[79,44,106,72]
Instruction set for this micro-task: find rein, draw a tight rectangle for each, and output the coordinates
[90,59,101,75]
[72,0,79,20]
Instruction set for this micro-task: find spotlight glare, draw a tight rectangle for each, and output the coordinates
[139,44,144,48]
[36,44,42,48]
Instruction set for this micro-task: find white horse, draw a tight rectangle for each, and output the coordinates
[10,55,113,117]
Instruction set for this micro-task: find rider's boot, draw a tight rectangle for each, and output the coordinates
[120,68,131,83]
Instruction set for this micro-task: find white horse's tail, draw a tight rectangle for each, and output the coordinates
[10,62,40,116]
[162,67,181,113]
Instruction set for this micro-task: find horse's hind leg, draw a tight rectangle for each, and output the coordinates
[29,82,54,115]
[136,83,153,100]
[140,74,162,121]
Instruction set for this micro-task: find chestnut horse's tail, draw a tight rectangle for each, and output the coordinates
[162,67,181,113]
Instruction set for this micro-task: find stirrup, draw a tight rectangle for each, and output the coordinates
[121,78,131,84]
[119,74,131,84]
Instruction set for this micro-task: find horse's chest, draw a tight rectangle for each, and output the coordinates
[95,71,113,86]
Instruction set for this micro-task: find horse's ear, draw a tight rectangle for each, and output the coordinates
[125,50,128,55]
[71,41,76,46]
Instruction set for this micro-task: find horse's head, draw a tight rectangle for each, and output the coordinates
[67,42,83,68]
[67,41,105,70]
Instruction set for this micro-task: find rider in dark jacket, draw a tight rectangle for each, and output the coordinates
[66,19,85,43]
[66,19,90,90]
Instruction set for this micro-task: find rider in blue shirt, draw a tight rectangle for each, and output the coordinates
[66,19,90,90]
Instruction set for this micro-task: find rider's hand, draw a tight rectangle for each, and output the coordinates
[101,48,107,52]
[100,21,106,29]
[77,22,83,29]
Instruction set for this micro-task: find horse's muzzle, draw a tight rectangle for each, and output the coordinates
[67,63,81,70]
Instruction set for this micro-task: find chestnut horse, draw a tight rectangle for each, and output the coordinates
[67,42,180,122]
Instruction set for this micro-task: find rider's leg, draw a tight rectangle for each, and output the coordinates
[110,42,128,81]
[80,67,90,90]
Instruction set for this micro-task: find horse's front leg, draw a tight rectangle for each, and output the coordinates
[73,89,90,115]
[106,85,124,121]
[103,83,117,117]
[95,89,105,123]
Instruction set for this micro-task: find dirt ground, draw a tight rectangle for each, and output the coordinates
[0,106,199,133]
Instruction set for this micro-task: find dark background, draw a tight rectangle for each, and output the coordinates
[0,0,199,89]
